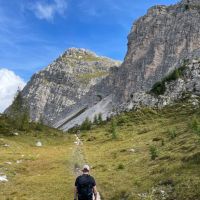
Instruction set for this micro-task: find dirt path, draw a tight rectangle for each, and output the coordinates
[72,134,101,200]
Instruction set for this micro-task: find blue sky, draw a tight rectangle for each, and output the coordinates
[0,0,178,81]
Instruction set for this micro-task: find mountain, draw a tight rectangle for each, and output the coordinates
[5,48,121,126]
[55,0,200,131]
[6,0,200,131]
[111,0,200,103]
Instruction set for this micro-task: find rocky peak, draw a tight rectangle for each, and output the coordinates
[6,48,121,124]
[62,48,98,58]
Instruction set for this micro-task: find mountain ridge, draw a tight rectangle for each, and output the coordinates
[5,48,121,126]
[6,0,200,131]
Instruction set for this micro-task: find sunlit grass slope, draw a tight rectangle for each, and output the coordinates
[81,100,200,200]
[1,98,200,200]
[0,119,75,200]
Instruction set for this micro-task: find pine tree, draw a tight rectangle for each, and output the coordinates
[80,117,92,130]
[98,113,103,124]
[110,119,117,139]
[10,89,30,131]
[94,115,98,124]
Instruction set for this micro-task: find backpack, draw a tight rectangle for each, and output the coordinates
[77,175,93,199]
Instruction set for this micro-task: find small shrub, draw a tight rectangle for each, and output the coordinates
[35,123,43,131]
[80,117,92,130]
[150,146,159,160]
[151,64,187,95]
[110,119,117,139]
[117,114,129,126]
[67,125,80,134]
[93,115,98,124]
[98,113,103,124]
[189,117,200,136]
[117,163,125,170]
[151,81,166,95]
[168,129,177,140]
[161,139,165,146]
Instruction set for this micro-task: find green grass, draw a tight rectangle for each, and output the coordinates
[0,134,76,200]
[61,53,109,64]
[76,71,109,84]
[1,99,200,200]
[79,101,200,200]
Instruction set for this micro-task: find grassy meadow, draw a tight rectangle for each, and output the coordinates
[0,99,200,199]
[81,100,200,200]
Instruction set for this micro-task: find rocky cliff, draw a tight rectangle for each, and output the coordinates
[120,56,200,112]
[6,48,120,125]
[56,0,200,131]
[111,0,200,103]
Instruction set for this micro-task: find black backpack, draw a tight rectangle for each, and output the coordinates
[77,175,93,199]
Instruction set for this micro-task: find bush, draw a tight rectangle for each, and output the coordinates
[150,146,159,160]
[93,115,98,124]
[80,117,92,130]
[110,119,117,139]
[117,163,125,170]
[117,114,129,126]
[168,129,177,140]
[98,113,103,124]
[151,64,187,95]
[189,117,200,136]
[35,122,44,131]
[151,81,166,95]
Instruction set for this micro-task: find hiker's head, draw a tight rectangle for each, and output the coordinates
[82,164,90,173]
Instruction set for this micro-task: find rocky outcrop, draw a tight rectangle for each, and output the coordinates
[122,57,200,111]
[6,48,120,125]
[110,0,200,103]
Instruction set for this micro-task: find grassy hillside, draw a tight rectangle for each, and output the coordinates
[0,99,200,200]
[0,116,76,200]
[80,100,200,200]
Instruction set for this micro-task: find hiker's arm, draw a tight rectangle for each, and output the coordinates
[93,186,97,200]
[74,186,78,200]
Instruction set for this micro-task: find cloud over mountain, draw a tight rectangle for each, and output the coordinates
[0,68,26,113]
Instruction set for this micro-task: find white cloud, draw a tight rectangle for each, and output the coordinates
[31,0,67,21]
[0,68,26,113]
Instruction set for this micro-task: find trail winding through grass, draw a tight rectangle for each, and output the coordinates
[72,134,101,200]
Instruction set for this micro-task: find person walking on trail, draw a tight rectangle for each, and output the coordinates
[74,165,97,200]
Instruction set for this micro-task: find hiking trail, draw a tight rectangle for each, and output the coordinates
[72,134,101,200]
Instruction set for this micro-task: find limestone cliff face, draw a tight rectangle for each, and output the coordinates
[112,0,200,103]
[122,56,200,111]
[8,48,120,125]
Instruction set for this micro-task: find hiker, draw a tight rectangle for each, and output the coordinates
[74,165,97,200]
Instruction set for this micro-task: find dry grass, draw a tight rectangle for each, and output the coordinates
[1,100,200,200]
[0,135,75,200]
